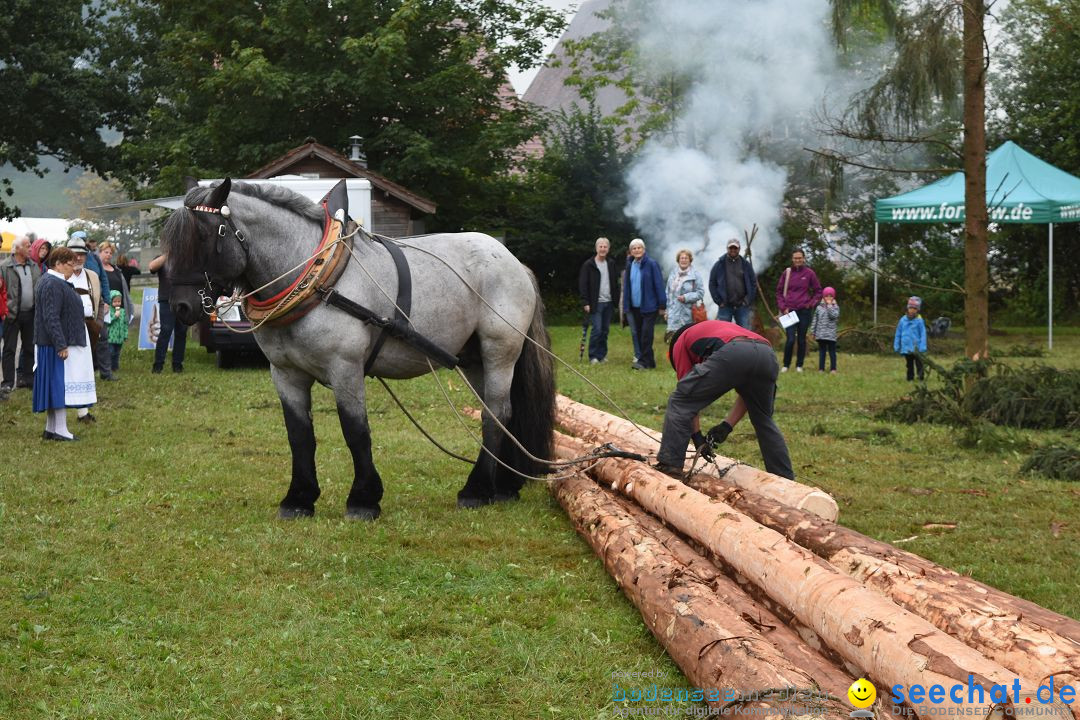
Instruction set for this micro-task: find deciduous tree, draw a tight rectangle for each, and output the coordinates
[0,0,132,219]
[102,0,565,231]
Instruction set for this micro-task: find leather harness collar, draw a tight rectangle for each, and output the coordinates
[243,204,353,327]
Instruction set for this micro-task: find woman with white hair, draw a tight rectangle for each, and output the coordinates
[621,238,666,369]
[664,248,705,343]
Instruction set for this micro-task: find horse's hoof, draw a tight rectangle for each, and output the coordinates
[278,506,315,520]
[457,495,495,510]
[345,506,380,521]
[493,491,520,503]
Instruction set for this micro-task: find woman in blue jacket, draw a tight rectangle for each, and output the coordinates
[894,296,928,381]
[622,238,666,369]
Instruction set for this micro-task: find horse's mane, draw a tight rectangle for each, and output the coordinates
[162,181,324,270]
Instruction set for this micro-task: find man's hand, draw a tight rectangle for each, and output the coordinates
[691,431,716,461]
[706,421,733,446]
[583,304,590,313]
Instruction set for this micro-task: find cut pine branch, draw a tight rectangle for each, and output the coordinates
[556,395,839,520]
[551,468,852,716]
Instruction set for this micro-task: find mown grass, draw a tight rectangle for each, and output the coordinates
[1,319,1077,718]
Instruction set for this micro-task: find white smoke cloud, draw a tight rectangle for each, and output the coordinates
[622,0,836,279]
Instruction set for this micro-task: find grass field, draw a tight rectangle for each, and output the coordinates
[1,319,1077,718]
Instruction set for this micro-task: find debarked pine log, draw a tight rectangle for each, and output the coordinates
[556,394,839,521]
[680,473,1080,715]
[552,469,852,717]
[557,395,1080,706]
[554,434,856,701]
[563,441,1038,719]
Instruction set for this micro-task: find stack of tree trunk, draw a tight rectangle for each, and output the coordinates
[551,396,1080,719]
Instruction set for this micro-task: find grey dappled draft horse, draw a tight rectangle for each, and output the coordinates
[163,179,556,520]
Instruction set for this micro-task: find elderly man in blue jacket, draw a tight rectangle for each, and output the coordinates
[708,237,757,329]
[621,238,666,370]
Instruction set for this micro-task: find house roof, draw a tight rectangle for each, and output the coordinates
[246,141,436,215]
[522,0,628,118]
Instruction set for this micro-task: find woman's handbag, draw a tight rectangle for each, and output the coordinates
[691,302,708,324]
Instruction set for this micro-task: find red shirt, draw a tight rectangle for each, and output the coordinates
[670,320,768,379]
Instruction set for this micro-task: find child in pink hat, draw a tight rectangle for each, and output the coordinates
[809,286,840,373]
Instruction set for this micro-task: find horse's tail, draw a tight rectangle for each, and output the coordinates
[499,275,556,489]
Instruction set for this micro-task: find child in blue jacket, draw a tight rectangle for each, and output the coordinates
[894,296,927,380]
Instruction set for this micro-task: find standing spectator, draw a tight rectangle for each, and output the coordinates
[32,247,88,440]
[94,241,132,381]
[30,239,52,274]
[619,248,642,364]
[664,248,705,343]
[578,237,618,364]
[709,237,757,329]
[149,253,189,373]
[894,296,928,381]
[70,231,110,302]
[1,235,42,395]
[808,287,840,373]
[118,255,142,287]
[104,290,129,373]
[775,248,822,373]
[65,237,101,423]
[0,271,7,399]
[621,238,666,370]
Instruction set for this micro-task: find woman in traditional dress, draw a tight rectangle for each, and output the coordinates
[31,247,87,440]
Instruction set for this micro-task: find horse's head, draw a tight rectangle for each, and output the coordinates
[163,178,248,325]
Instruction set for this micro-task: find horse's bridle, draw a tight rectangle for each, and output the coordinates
[174,202,251,314]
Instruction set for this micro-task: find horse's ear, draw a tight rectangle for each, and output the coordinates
[183,176,199,192]
[206,177,232,209]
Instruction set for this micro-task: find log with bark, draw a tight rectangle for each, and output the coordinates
[556,395,1080,709]
[554,432,1039,718]
[552,467,853,716]
[556,394,839,520]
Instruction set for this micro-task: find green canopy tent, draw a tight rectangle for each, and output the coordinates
[874,141,1080,348]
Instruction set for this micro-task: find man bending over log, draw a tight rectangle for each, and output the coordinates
[656,320,795,480]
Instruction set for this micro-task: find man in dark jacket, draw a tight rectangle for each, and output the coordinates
[578,237,618,364]
[1,235,42,394]
[708,237,756,329]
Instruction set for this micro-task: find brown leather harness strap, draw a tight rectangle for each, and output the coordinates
[244,218,353,326]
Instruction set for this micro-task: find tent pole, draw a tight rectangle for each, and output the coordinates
[873,223,879,325]
[1048,223,1054,350]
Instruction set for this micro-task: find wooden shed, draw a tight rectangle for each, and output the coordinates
[246,140,436,237]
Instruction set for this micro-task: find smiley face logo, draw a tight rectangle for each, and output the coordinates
[848,678,877,709]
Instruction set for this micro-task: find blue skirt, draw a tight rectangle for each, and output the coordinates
[32,345,66,413]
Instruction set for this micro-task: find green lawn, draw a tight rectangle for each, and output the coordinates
[1,321,1077,718]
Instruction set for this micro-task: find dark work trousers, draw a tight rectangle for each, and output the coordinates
[588,302,613,362]
[817,340,837,371]
[782,307,814,369]
[904,353,924,381]
[153,300,189,370]
[628,307,658,368]
[97,331,114,379]
[2,309,35,388]
[657,340,794,479]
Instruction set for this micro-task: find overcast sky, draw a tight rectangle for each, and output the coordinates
[507,0,580,95]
